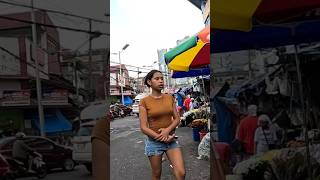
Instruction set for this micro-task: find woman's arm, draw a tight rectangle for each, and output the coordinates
[91,118,108,180]
[254,142,257,154]
[139,105,162,140]
[92,138,108,180]
[160,101,181,134]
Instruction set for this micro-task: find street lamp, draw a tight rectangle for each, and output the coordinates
[113,44,129,105]
[142,61,158,69]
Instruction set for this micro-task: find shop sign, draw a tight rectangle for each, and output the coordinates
[42,89,68,105]
[0,90,30,106]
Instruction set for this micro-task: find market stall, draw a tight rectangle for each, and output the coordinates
[211,1,320,179]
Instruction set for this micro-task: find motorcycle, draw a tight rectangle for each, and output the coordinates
[0,154,14,180]
[6,152,47,179]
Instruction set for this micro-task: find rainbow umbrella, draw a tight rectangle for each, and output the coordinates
[171,67,210,79]
[164,27,210,72]
[211,0,262,31]
[211,0,320,32]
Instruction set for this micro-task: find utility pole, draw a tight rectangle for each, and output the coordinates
[74,59,79,102]
[31,0,45,137]
[117,44,129,105]
[119,52,124,105]
[248,50,252,80]
[88,19,93,101]
[166,68,170,89]
[104,51,110,101]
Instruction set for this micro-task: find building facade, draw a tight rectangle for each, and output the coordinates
[110,64,134,104]
[0,11,73,136]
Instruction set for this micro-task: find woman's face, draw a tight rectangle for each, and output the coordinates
[259,120,268,128]
[148,72,164,91]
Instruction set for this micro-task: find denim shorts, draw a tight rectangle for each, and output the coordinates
[145,137,181,157]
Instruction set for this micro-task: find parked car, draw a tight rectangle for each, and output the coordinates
[72,120,96,173]
[0,136,75,171]
[132,93,148,116]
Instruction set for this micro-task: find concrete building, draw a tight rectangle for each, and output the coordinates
[61,48,109,102]
[0,11,74,135]
[110,64,134,104]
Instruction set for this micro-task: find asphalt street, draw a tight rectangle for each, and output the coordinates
[110,115,210,180]
[19,165,92,180]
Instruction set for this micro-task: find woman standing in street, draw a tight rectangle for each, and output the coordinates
[139,70,186,180]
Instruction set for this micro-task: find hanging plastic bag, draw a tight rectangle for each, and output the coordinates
[197,132,210,160]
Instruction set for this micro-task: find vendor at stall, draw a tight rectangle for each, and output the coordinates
[237,105,259,159]
[254,114,278,155]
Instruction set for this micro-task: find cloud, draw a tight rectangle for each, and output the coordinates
[111,0,204,76]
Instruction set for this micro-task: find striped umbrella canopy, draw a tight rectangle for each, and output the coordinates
[211,0,320,53]
[211,0,320,32]
[171,67,210,79]
[165,27,210,72]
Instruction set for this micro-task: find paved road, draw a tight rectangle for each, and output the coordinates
[19,115,210,180]
[110,115,210,180]
[19,165,92,180]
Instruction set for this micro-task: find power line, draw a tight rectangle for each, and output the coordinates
[0,45,50,77]
[0,0,108,23]
[110,65,171,77]
[0,14,109,36]
[110,61,158,71]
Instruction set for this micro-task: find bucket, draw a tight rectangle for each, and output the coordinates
[192,128,201,141]
[199,131,208,141]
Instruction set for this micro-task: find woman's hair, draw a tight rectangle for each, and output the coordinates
[258,114,270,124]
[247,104,257,116]
[144,70,162,87]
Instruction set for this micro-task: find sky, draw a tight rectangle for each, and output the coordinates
[110,0,205,76]
[0,0,204,77]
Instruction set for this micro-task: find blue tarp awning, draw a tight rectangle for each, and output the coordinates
[212,20,320,53]
[172,67,210,78]
[30,110,72,134]
[124,96,133,106]
[214,97,235,144]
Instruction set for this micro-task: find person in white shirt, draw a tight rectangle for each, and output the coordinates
[189,98,195,110]
[254,114,278,155]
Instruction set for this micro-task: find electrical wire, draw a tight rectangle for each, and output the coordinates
[0,0,108,23]
[0,14,109,36]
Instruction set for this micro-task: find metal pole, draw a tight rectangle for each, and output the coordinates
[294,44,312,180]
[88,19,93,101]
[166,68,170,89]
[31,0,45,137]
[248,50,253,80]
[119,52,124,105]
[74,60,79,101]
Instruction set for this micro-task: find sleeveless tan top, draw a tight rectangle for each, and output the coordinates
[139,94,175,133]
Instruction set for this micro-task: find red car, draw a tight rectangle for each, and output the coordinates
[0,136,75,171]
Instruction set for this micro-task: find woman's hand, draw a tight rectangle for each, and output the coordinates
[164,134,175,144]
[155,128,171,141]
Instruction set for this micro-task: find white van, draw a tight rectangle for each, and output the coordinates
[72,101,107,173]
[72,120,96,173]
[132,93,148,116]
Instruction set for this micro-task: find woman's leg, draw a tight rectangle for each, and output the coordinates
[148,155,163,180]
[166,148,186,180]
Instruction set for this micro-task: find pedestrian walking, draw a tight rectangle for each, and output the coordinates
[139,70,186,180]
